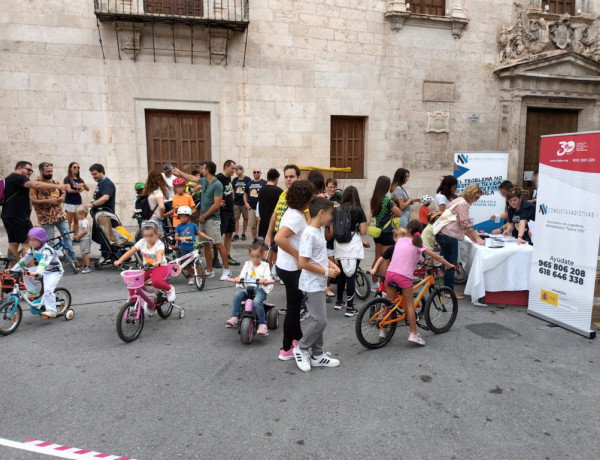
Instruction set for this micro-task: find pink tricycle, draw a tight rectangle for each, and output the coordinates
[116,266,184,343]
[225,278,279,344]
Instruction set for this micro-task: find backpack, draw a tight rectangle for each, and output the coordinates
[134,195,158,220]
[333,207,356,243]
[427,210,443,225]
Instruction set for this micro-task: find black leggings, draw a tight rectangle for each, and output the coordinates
[336,266,356,307]
[276,267,303,351]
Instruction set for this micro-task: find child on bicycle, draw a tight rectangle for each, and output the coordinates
[174,206,213,284]
[8,227,63,318]
[226,240,273,336]
[369,227,407,280]
[384,220,455,346]
[114,220,176,302]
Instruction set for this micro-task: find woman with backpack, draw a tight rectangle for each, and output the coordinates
[333,186,368,317]
[369,176,402,290]
[140,170,168,236]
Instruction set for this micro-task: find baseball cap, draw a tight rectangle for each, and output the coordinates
[163,163,173,171]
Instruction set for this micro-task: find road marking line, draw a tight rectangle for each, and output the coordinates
[0,437,133,460]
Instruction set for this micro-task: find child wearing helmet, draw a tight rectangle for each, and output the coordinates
[133,182,145,229]
[174,206,213,283]
[419,195,434,225]
[166,177,196,228]
[7,227,64,318]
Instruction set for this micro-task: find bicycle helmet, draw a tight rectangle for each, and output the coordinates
[173,177,186,187]
[134,182,145,192]
[177,206,193,216]
[27,227,48,246]
[421,195,434,205]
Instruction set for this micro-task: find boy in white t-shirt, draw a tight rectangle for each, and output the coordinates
[294,197,341,372]
[73,207,92,273]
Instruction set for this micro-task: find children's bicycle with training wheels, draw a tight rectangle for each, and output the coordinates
[225,278,279,345]
[170,241,209,290]
[355,266,458,349]
[48,231,78,275]
[116,266,184,343]
[0,271,73,336]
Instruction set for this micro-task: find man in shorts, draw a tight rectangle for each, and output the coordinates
[1,161,69,264]
[216,160,239,266]
[232,165,251,241]
[245,167,267,240]
[172,161,230,280]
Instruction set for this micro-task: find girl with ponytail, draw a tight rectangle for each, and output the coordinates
[384,220,456,346]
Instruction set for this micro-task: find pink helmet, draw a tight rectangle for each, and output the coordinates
[173,177,186,186]
[28,227,48,246]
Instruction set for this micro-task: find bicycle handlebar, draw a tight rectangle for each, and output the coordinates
[225,277,275,286]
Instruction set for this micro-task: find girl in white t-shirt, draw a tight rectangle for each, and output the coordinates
[114,220,175,302]
[274,180,315,361]
[435,176,457,212]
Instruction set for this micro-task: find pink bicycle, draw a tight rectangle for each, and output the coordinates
[116,266,184,343]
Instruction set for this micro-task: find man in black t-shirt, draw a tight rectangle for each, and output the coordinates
[216,160,239,266]
[1,160,68,262]
[245,168,266,240]
[232,165,251,241]
[257,169,282,239]
[83,163,117,249]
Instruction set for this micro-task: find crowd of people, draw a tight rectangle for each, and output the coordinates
[1,158,537,369]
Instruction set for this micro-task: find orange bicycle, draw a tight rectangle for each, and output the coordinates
[355,265,458,349]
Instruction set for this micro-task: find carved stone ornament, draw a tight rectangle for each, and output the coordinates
[499,5,600,64]
[116,21,143,59]
[426,112,450,134]
[209,31,229,64]
[384,0,469,38]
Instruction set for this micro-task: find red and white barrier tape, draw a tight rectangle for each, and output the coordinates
[0,437,133,459]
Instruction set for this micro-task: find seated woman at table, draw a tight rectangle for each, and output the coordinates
[504,188,535,245]
[435,184,485,299]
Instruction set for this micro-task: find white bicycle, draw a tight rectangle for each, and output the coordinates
[170,241,209,291]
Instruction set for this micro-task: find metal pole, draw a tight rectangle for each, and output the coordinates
[172,22,177,63]
[152,20,156,62]
[114,21,121,60]
[190,24,194,64]
[95,16,106,59]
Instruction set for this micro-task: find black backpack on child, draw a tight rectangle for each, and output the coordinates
[134,195,158,220]
[333,207,356,243]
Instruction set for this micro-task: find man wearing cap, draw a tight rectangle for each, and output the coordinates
[162,163,175,228]
[245,168,267,240]
[232,165,251,241]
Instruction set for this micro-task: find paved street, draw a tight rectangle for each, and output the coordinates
[1,243,599,459]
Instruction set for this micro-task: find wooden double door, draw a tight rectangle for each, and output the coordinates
[524,108,578,174]
[145,110,211,172]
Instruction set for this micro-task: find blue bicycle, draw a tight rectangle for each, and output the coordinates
[0,271,73,336]
[48,231,78,275]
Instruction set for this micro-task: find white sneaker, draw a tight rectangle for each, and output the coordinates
[187,278,195,285]
[142,302,154,317]
[370,282,379,293]
[205,270,215,279]
[408,332,426,346]
[42,309,57,319]
[293,345,311,372]
[310,352,340,368]
[166,287,176,302]
[220,269,231,281]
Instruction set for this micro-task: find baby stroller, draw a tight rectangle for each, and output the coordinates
[91,207,139,270]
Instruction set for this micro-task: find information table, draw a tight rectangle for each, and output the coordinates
[459,237,533,306]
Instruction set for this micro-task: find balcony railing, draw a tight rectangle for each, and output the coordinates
[94,0,249,30]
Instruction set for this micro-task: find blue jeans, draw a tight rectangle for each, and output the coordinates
[232,287,267,325]
[43,220,76,260]
[399,209,410,229]
[435,234,458,289]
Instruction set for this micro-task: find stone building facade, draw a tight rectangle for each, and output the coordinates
[1,0,599,222]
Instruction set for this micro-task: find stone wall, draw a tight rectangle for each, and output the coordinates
[1,0,522,221]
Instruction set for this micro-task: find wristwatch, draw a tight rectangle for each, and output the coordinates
[91,200,96,208]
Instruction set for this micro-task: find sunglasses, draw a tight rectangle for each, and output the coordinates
[41,162,53,168]
[72,166,80,169]
[253,171,261,174]
[25,168,34,173]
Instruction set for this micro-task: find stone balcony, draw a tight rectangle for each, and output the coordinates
[93,0,249,32]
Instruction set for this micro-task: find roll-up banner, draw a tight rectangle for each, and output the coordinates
[528,132,600,338]
[453,152,508,233]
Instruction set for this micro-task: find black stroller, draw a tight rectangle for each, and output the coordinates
[91,207,140,269]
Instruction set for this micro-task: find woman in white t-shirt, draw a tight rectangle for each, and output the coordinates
[435,175,458,212]
[114,220,176,303]
[274,180,315,361]
[141,170,168,235]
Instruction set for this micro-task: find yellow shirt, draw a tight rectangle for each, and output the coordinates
[273,190,309,232]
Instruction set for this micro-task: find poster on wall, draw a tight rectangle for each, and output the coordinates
[453,152,508,233]
[528,132,600,338]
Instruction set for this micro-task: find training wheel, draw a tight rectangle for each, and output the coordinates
[179,308,185,319]
[65,309,74,321]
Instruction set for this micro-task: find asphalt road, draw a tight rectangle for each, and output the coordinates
[0,244,598,459]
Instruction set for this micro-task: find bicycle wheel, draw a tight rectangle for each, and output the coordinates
[54,288,71,315]
[355,298,397,349]
[63,251,78,275]
[0,300,22,336]
[424,287,458,334]
[355,269,370,301]
[156,299,173,319]
[194,259,205,291]
[116,301,144,343]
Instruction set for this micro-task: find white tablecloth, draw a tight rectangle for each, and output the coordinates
[459,238,533,305]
